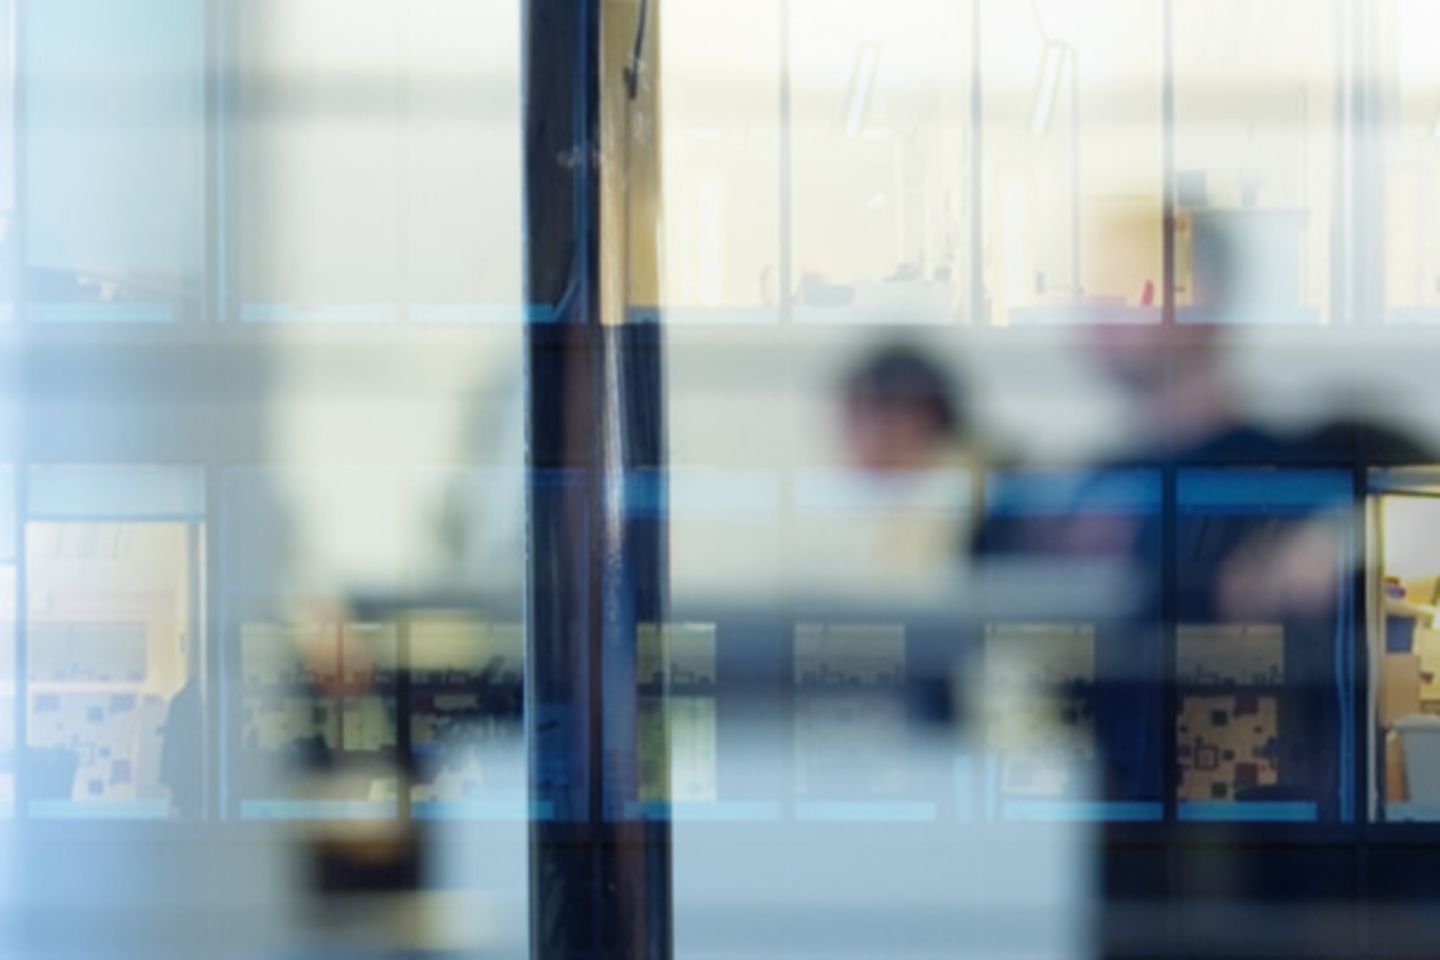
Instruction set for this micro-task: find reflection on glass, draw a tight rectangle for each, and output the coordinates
[792,467,972,602]
[233,0,522,323]
[1176,469,1353,822]
[980,0,1163,325]
[976,468,1164,821]
[409,616,524,819]
[637,622,718,811]
[1173,0,1336,324]
[1378,0,1440,324]
[982,622,1097,808]
[26,521,196,818]
[789,0,971,324]
[793,622,924,818]
[25,0,204,323]
[659,0,780,322]
[1371,471,1440,820]
[666,470,782,603]
[237,618,398,819]
[1176,624,1285,806]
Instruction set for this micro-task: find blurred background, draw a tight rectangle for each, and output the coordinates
[4,0,1440,958]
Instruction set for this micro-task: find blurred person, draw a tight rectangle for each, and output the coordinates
[795,341,987,603]
[841,341,967,475]
[977,209,1428,955]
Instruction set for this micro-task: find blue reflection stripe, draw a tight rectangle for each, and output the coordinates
[1178,469,1351,511]
[623,469,780,518]
[413,800,554,821]
[29,303,173,324]
[29,465,205,519]
[628,800,782,822]
[624,306,775,325]
[1001,801,1162,822]
[28,799,170,820]
[985,469,1161,516]
[409,303,544,324]
[1177,801,1317,822]
[793,469,972,515]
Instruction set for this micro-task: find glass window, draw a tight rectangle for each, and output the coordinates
[408,615,524,819]
[638,471,785,822]
[231,0,523,323]
[789,0,972,325]
[667,469,783,604]
[222,466,406,818]
[658,0,781,323]
[24,0,204,323]
[24,465,205,819]
[1175,469,1354,822]
[792,466,972,602]
[976,468,1164,821]
[1377,0,1440,324]
[793,621,923,818]
[635,621,721,816]
[235,617,399,820]
[979,0,1164,326]
[1371,468,1440,820]
[1172,0,1338,325]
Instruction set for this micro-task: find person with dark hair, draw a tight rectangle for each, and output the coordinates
[789,341,986,604]
[840,343,962,474]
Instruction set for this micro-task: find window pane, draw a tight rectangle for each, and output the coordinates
[1371,469,1440,821]
[232,0,523,323]
[1172,0,1338,325]
[24,0,204,323]
[980,0,1163,326]
[789,0,972,325]
[659,0,781,322]
[1175,469,1354,822]
[977,468,1164,821]
[26,520,199,819]
[1378,0,1440,324]
[408,615,524,819]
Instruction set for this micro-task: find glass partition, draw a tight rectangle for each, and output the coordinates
[231,0,523,323]
[979,0,1164,326]
[976,468,1164,821]
[789,0,972,325]
[408,615,524,820]
[1172,0,1338,325]
[1371,469,1440,820]
[24,466,204,819]
[657,0,781,323]
[630,470,784,822]
[1175,469,1354,822]
[1377,0,1440,324]
[24,0,204,323]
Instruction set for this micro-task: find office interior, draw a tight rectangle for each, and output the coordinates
[4,0,1440,958]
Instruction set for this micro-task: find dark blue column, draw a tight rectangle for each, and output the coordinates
[523,1,671,957]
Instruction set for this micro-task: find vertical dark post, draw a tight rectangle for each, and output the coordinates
[523,1,671,958]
